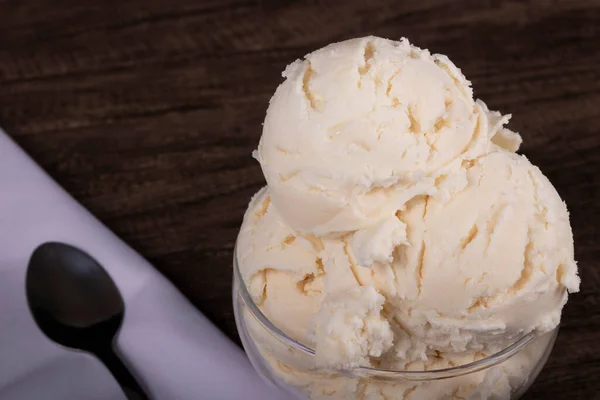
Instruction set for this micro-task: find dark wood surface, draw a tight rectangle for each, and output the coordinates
[1,1,598,398]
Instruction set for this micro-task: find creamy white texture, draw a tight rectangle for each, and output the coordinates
[256,36,521,236]
[359,152,579,356]
[237,36,578,399]
[311,285,393,368]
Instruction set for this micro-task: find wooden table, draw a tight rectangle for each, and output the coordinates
[1,1,598,398]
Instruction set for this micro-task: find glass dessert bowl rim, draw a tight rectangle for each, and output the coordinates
[234,244,547,380]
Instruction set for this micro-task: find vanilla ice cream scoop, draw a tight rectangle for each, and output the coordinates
[370,151,579,355]
[256,36,521,236]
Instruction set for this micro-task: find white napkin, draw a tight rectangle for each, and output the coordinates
[0,129,286,400]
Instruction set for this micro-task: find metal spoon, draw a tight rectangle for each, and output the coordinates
[25,241,149,400]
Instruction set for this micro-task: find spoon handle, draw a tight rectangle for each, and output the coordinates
[96,345,149,400]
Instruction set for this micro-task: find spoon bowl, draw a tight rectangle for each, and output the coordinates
[27,242,124,350]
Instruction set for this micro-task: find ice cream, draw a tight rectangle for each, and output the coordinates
[236,36,579,399]
[255,36,522,237]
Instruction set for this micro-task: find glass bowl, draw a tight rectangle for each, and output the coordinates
[233,247,558,400]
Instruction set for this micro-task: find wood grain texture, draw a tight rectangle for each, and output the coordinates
[0,0,598,398]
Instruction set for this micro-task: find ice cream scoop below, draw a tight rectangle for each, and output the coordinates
[238,149,579,369]
[352,151,579,359]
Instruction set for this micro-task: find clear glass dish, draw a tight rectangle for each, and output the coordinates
[233,246,558,400]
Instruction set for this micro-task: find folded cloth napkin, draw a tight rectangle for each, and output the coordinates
[0,129,286,400]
